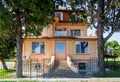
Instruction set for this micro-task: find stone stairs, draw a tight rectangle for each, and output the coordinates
[43,60,88,78]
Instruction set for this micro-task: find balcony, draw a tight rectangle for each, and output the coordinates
[55,31,67,36]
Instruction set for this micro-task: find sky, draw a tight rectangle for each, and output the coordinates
[87,28,120,44]
[107,33,120,44]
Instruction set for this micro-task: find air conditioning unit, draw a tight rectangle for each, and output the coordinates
[22,55,29,60]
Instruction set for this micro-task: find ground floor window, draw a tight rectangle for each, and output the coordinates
[78,63,86,69]
[75,41,88,54]
[32,42,45,54]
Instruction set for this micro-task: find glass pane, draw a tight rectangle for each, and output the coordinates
[74,30,80,36]
[70,30,74,36]
[76,42,81,53]
[81,42,88,53]
[70,30,80,36]
[32,42,40,54]
[55,13,61,21]
[79,63,86,69]
[32,42,45,54]
[56,42,65,54]
[40,42,44,53]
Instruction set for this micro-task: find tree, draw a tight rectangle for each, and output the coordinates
[0,0,54,77]
[55,0,120,74]
[0,24,16,70]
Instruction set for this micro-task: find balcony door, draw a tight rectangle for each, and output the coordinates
[55,41,66,60]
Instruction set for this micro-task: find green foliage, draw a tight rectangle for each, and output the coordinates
[0,0,54,36]
[0,0,55,77]
[0,23,16,60]
[104,40,120,56]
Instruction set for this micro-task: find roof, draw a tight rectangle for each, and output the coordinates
[25,36,97,40]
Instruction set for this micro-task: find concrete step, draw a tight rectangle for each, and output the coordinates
[42,60,91,78]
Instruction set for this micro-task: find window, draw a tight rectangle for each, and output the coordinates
[76,41,88,54]
[78,63,86,69]
[32,42,45,54]
[55,12,63,21]
[46,24,48,33]
[70,30,80,36]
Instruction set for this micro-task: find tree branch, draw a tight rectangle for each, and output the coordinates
[104,27,117,43]
[103,0,114,16]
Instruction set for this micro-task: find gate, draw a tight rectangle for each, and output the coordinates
[22,58,51,78]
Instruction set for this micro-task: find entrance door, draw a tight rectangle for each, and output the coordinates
[55,41,66,60]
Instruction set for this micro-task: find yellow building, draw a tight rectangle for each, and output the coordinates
[22,9,98,77]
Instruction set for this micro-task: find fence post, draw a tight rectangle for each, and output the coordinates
[43,59,44,77]
[37,59,38,78]
[30,59,31,78]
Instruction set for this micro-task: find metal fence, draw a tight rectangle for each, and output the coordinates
[22,58,99,78]
[1,58,120,78]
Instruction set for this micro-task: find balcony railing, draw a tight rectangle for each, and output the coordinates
[55,31,67,36]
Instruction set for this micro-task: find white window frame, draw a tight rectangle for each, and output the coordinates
[55,12,63,21]
[75,41,89,54]
[32,42,45,54]
[70,29,80,36]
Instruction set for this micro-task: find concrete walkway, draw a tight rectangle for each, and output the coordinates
[0,62,14,69]
[0,78,120,82]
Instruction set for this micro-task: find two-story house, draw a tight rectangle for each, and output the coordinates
[22,9,98,76]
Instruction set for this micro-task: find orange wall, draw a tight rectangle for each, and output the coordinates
[41,22,88,37]
[23,38,98,60]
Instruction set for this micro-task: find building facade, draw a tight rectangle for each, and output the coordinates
[22,9,98,75]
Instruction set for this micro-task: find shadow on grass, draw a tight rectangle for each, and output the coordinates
[0,68,16,78]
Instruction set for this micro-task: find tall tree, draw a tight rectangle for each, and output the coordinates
[0,26,16,70]
[0,0,54,77]
[56,0,120,74]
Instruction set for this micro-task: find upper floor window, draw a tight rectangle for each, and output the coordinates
[75,41,88,54]
[46,24,48,33]
[32,42,45,54]
[55,12,63,21]
[70,30,80,36]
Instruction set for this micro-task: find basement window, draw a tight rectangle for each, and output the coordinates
[78,63,86,69]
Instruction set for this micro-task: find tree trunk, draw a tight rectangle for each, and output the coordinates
[98,0,105,74]
[98,25,105,74]
[16,30,23,77]
[0,58,8,70]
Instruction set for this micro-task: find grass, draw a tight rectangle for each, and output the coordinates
[0,68,16,78]
[0,80,88,82]
[95,69,120,77]
[95,60,120,77]
[5,58,15,62]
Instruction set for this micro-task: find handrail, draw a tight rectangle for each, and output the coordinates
[47,56,55,67]
[43,56,55,73]
[67,56,78,73]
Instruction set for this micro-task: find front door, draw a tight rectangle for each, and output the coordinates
[55,41,66,60]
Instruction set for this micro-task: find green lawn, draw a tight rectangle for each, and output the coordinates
[5,58,15,62]
[96,60,120,77]
[0,68,16,78]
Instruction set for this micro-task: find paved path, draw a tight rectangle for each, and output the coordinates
[0,62,14,69]
[0,78,120,82]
